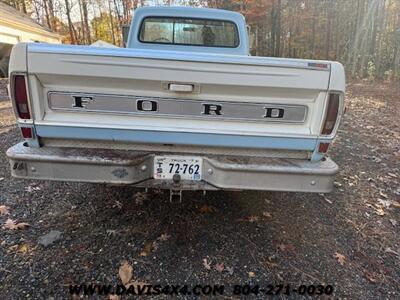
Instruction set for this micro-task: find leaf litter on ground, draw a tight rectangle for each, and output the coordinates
[158,233,171,242]
[118,261,148,291]
[203,258,211,270]
[3,218,30,230]
[334,252,346,266]
[198,204,217,214]
[0,205,10,215]
[214,262,225,272]
[118,261,133,285]
[139,241,155,257]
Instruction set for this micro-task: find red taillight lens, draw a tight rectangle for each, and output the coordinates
[321,93,340,135]
[20,127,33,139]
[13,75,31,119]
[318,142,330,153]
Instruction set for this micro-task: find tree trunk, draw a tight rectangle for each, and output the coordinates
[311,0,317,58]
[393,9,400,79]
[350,0,377,77]
[113,0,123,46]
[43,0,52,29]
[325,0,333,59]
[359,0,379,77]
[82,0,91,44]
[375,0,387,78]
[65,0,77,44]
[275,0,281,57]
[270,0,276,56]
[21,0,27,14]
[78,0,86,44]
[48,0,56,30]
[108,0,116,45]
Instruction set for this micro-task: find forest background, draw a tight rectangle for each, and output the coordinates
[3,0,400,80]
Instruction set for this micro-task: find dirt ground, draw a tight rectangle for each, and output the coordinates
[0,81,399,299]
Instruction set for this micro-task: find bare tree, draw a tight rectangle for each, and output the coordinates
[64,0,77,44]
[108,0,116,44]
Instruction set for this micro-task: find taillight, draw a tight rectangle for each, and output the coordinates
[321,93,340,135]
[20,127,33,139]
[13,75,31,119]
[318,142,330,153]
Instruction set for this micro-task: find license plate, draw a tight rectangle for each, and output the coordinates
[154,156,202,181]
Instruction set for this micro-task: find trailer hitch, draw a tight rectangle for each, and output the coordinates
[169,189,183,203]
[169,174,183,202]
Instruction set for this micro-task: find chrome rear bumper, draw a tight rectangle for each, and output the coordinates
[6,142,338,192]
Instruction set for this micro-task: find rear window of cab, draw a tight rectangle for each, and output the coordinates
[139,17,239,48]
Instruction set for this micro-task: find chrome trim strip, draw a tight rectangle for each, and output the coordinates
[47,91,308,124]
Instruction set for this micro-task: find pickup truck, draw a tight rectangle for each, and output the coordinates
[6,6,345,197]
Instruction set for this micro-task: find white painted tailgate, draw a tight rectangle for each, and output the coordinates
[27,43,330,144]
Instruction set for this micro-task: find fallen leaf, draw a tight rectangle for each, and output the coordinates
[199,204,216,214]
[158,233,171,242]
[262,211,272,218]
[108,295,120,300]
[384,247,400,257]
[225,266,234,275]
[248,215,259,222]
[379,191,388,199]
[392,201,400,208]
[363,271,379,283]
[375,207,385,216]
[16,244,36,255]
[387,172,397,178]
[366,202,385,215]
[3,219,30,230]
[203,258,211,270]
[321,194,333,204]
[377,199,391,209]
[14,222,30,230]
[113,200,122,209]
[248,271,255,278]
[263,256,278,268]
[139,241,154,257]
[214,263,224,272]
[25,185,41,193]
[119,261,133,285]
[0,205,10,215]
[334,252,346,265]
[389,219,397,226]
[17,244,29,254]
[151,241,159,251]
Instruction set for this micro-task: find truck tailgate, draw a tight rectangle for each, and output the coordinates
[25,43,332,152]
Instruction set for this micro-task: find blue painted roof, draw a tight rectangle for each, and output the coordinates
[133,6,244,18]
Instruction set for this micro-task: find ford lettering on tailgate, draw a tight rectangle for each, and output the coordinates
[48,92,307,123]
